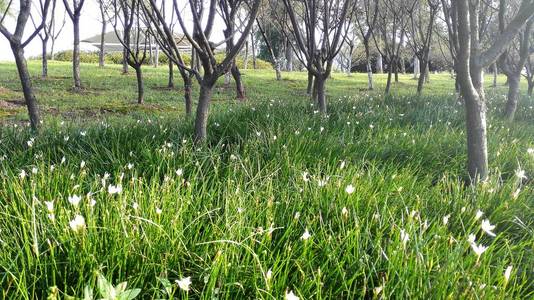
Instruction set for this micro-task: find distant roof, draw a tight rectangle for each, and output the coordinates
[81,31,191,52]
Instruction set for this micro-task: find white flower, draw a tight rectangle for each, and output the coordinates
[515,168,527,180]
[471,242,488,257]
[373,285,383,296]
[475,210,484,220]
[68,195,82,206]
[527,148,534,155]
[341,207,349,217]
[302,172,310,182]
[237,207,244,214]
[400,229,410,246]
[230,154,237,160]
[69,215,86,232]
[504,265,513,283]
[156,207,162,215]
[345,184,355,194]
[300,228,311,240]
[19,170,26,179]
[127,163,134,170]
[132,202,139,210]
[285,290,299,300]
[317,178,327,187]
[443,214,450,225]
[107,184,122,195]
[80,161,86,169]
[175,169,183,176]
[266,269,273,281]
[31,167,38,174]
[175,276,192,291]
[339,160,346,169]
[44,201,54,212]
[468,234,476,244]
[255,131,261,137]
[294,212,300,219]
[481,219,496,237]
[80,131,87,136]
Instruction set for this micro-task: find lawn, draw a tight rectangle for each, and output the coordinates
[0,61,533,299]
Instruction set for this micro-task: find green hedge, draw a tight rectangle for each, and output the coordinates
[50,50,272,69]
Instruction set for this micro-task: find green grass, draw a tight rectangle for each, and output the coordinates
[0,61,533,299]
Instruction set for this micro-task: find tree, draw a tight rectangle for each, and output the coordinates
[355,0,379,90]
[34,0,59,78]
[497,0,534,121]
[281,0,353,114]
[145,0,261,140]
[449,0,534,182]
[406,0,440,94]
[256,0,285,80]
[1,0,51,129]
[97,0,110,68]
[110,0,148,104]
[62,0,85,90]
[48,7,66,60]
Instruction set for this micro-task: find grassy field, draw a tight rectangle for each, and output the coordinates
[0,61,533,299]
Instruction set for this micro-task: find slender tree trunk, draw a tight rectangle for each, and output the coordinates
[365,45,373,90]
[243,41,249,70]
[316,75,326,114]
[385,58,393,94]
[184,76,192,116]
[504,74,521,121]
[99,20,106,68]
[394,60,399,83]
[401,56,406,74]
[528,79,534,97]
[154,45,159,68]
[307,69,314,95]
[12,45,41,130]
[425,60,430,83]
[312,75,318,103]
[122,32,129,74]
[251,32,257,70]
[72,16,81,89]
[285,42,293,71]
[376,54,383,73]
[135,65,144,104]
[168,60,174,88]
[41,39,48,79]
[231,63,246,100]
[413,57,420,79]
[492,63,498,87]
[50,40,56,60]
[275,60,282,81]
[195,81,215,141]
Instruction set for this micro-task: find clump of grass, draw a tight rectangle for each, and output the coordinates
[1,87,533,299]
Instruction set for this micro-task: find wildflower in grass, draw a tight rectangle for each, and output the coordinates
[175,276,191,291]
[27,138,34,147]
[19,169,26,179]
[132,202,139,210]
[64,136,69,142]
[294,212,300,219]
[468,234,476,244]
[255,131,261,137]
[300,228,311,240]
[266,269,272,281]
[68,195,81,207]
[443,214,450,226]
[31,167,38,174]
[127,163,134,170]
[373,285,383,297]
[80,131,86,136]
[341,207,349,218]
[339,160,346,169]
[44,201,54,212]
[285,290,299,300]
[504,265,513,283]
[475,210,484,220]
[176,169,183,176]
[108,184,122,195]
[61,156,66,164]
[156,207,163,215]
[512,188,521,199]
[317,178,328,187]
[69,215,86,232]
[515,168,527,180]
[237,207,244,214]
[230,154,237,160]
[528,148,534,155]
[345,184,355,194]
[481,219,496,237]
[302,172,309,182]
[400,229,410,246]
[471,242,488,260]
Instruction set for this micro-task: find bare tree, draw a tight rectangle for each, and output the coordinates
[33,0,58,78]
[449,0,534,182]
[355,0,379,90]
[281,0,354,114]
[1,0,51,129]
[49,7,65,59]
[256,1,285,80]
[406,0,440,94]
[97,0,110,68]
[63,0,85,90]
[144,0,261,140]
[497,0,534,121]
[110,0,148,104]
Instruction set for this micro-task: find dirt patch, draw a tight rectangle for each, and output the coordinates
[0,99,25,109]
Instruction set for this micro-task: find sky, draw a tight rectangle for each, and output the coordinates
[0,0,227,62]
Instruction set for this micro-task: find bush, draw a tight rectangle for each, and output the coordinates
[49,50,272,69]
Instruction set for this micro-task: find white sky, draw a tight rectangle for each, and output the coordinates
[0,0,227,61]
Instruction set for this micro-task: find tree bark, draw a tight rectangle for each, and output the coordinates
[135,66,144,104]
[306,70,314,95]
[366,56,374,90]
[243,40,249,70]
[12,45,41,130]
[315,75,326,114]
[72,16,81,89]
[231,63,246,100]
[504,74,521,121]
[492,63,497,87]
[195,82,215,142]
[168,60,174,88]
[376,54,383,73]
[184,77,192,116]
[528,80,534,97]
[41,39,48,78]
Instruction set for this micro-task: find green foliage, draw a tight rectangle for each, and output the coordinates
[0,62,533,299]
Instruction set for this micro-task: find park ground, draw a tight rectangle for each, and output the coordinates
[0,61,533,299]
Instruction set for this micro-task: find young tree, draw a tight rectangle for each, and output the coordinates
[111,0,148,104]
[97,0,110,68]
[1,0,51,129]
[497,0,533,121]
[355,0,379,90]
[449,0,534,181]
[406,0,440,94]
[34,0,58,78]
[281,0,354,114]
[256,1,285,80]
[48,8,65,59]
[145,0,261,140]
[62,0,85,90]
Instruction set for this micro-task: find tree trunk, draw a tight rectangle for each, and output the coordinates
[231,63,246,100]
[312,76,318,103]
[275,61,282,81]
[394,61,399,83]
[413,57,420,79]
[504,74,521,121]
[41,39,48,79]
[168,60,174,88]
[528,79,534,97]
[285,42,293,71]
[243,40,249,70]
[99,20,106,68]
[154,45,159,68]
[367,58,374,90]
[307,70,314,95]
[135,66,144,104]
[50,40,56,60]
[417,58,427,94]
[425,61,430,83]
[122,32,129,74]
[316,75,326,114]
[376,54,383,73]
[12,45,41,130]
[385,58,393,94]
[401,56,406,74]
[251,32,257,70]
[194,82,215,142]
[73,16,81,90]
[184,77,192,116]
[492,63,498,87]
